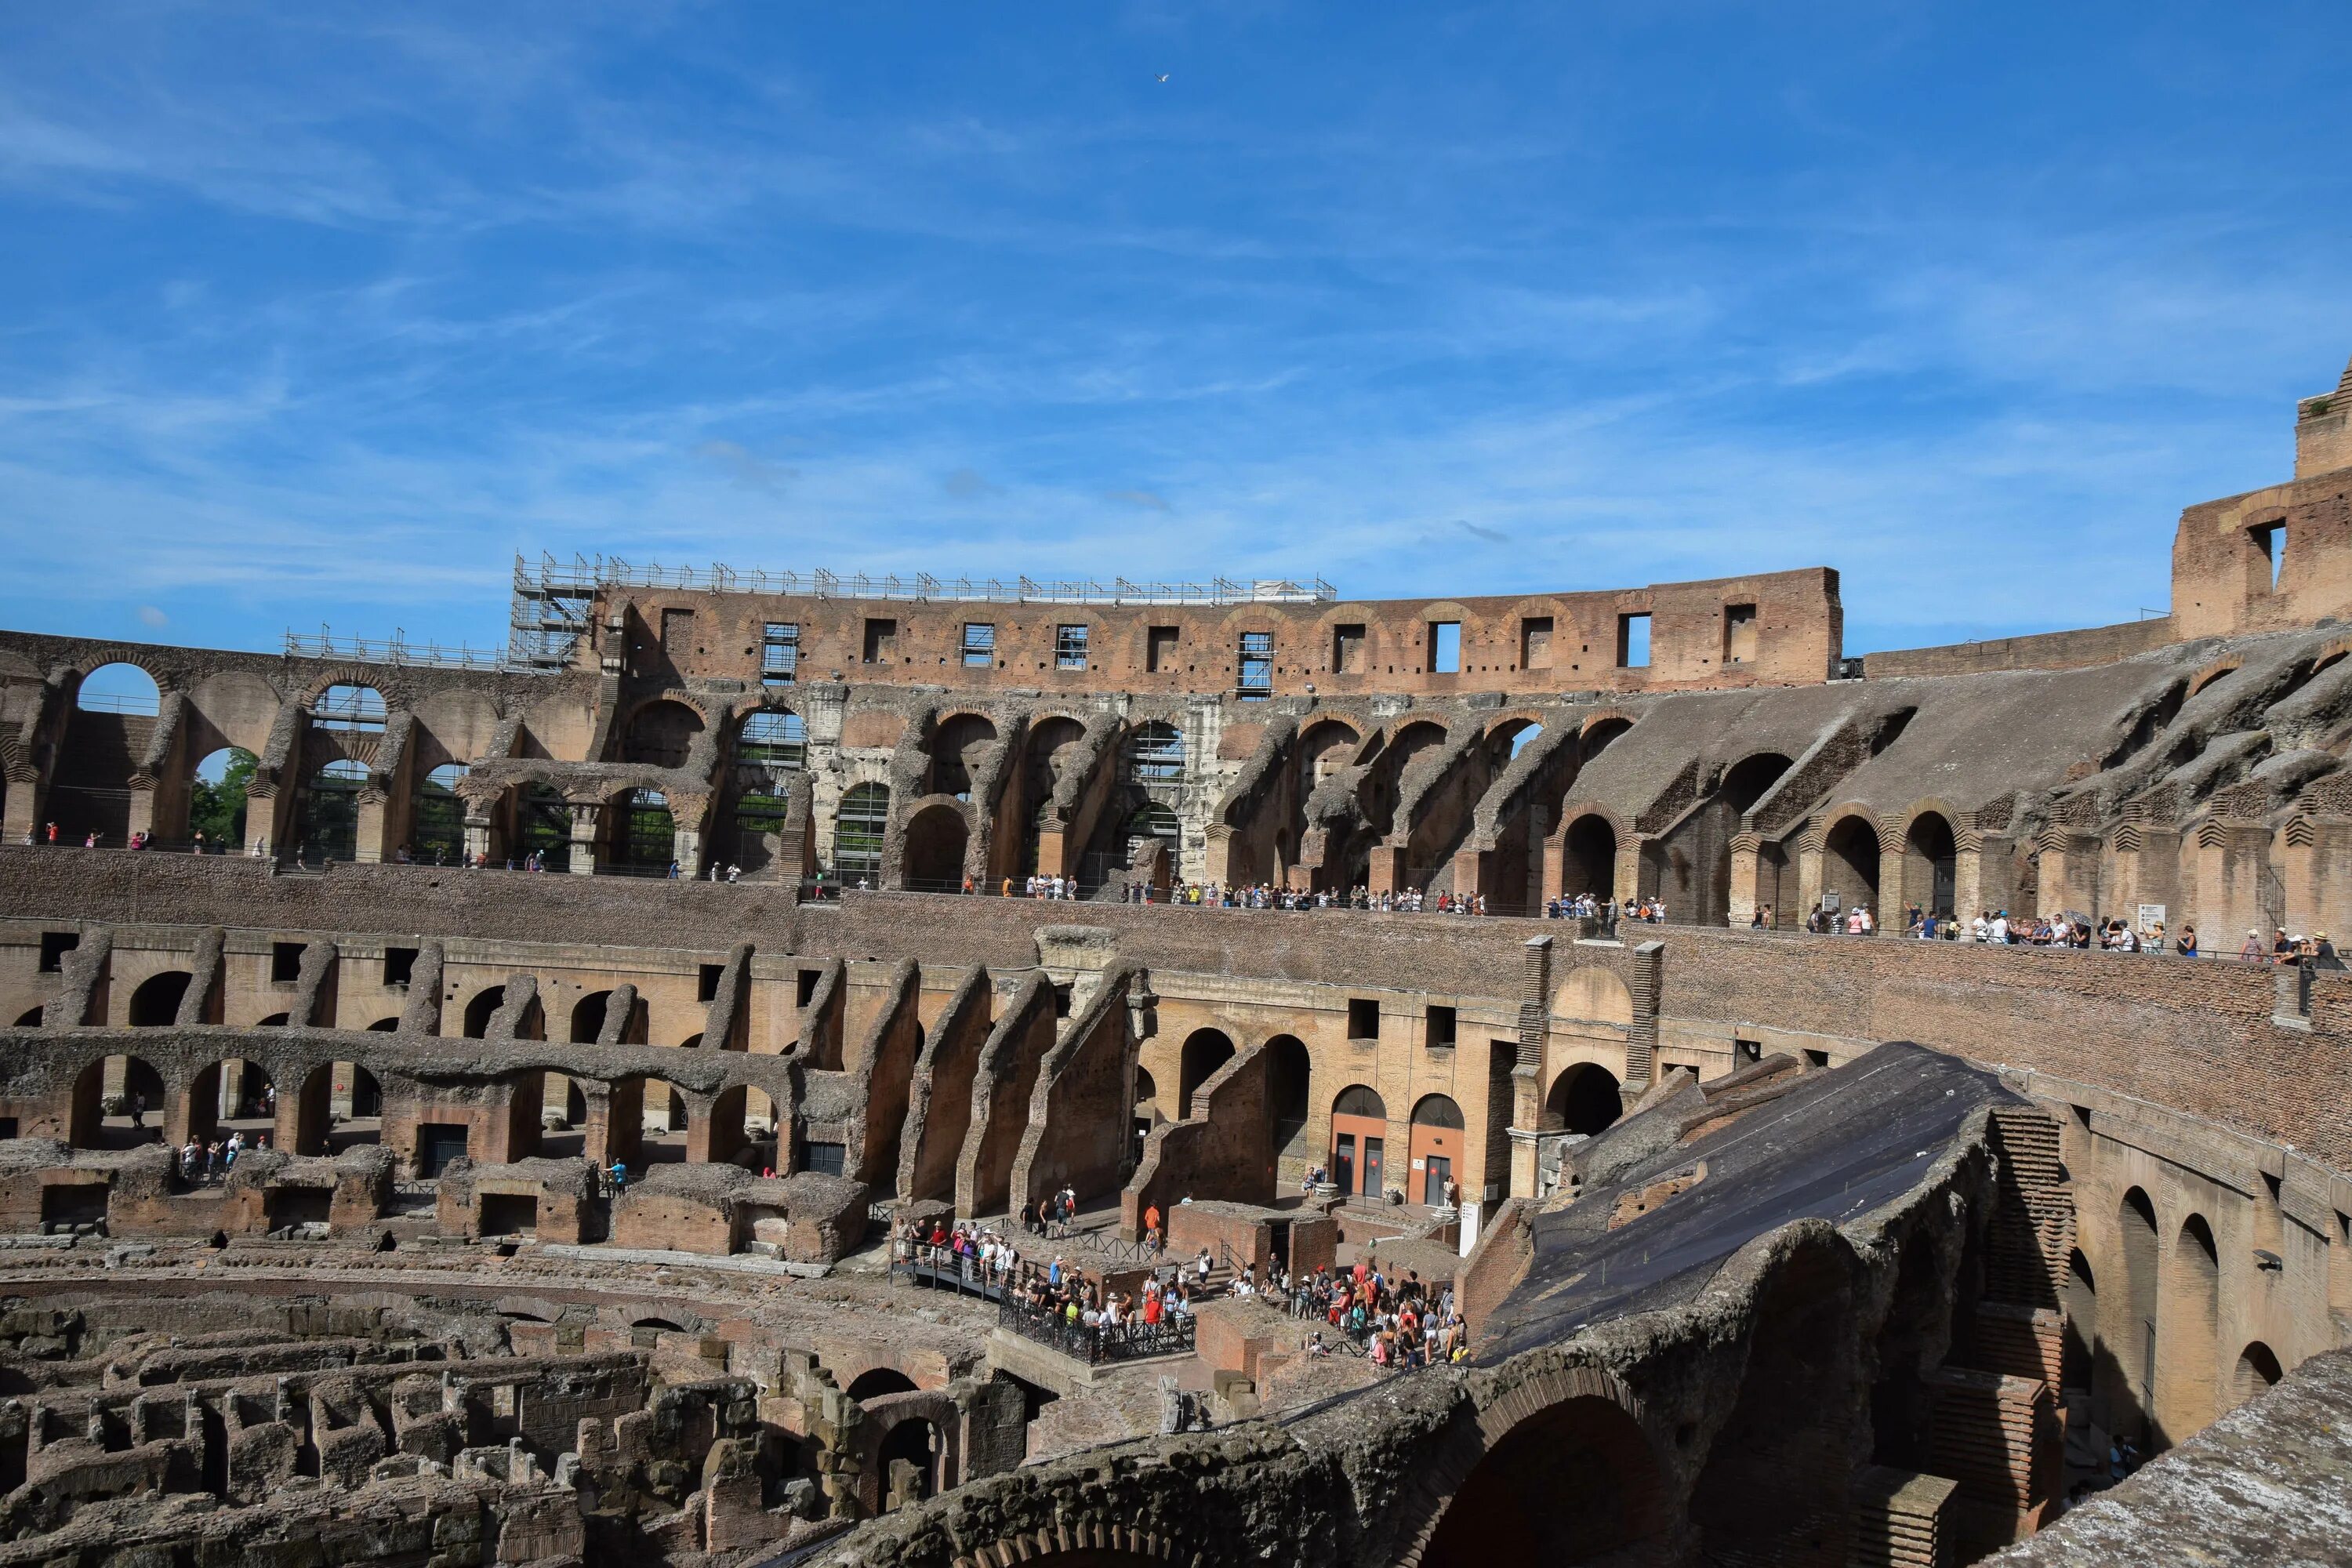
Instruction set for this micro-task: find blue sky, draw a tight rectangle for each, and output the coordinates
[2,2,2348,656]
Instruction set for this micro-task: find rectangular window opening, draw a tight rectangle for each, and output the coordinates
[38,932,78,975]
[1332,624,1367,674]
[1430,621,1461,674]
[1348,997,1380,1040]
[1520,617,1554,670]
[1426,1004,1457,1049]
[1054,624,1090,671]
[796,968,821,1007]
[1734,1036,1762,1065]
[2251,522,2285,593]
[1803,1047,1831,1069]
[1147,626,1178,673]
[383,946,418,989]
[270,942,304,984]
[862,618,898,664]
[1722,603,1757,665]
[659,608,695,655]
[761,622,799,686]
[1617,612,1652,670]
[698,963,725,1003]
[1237,632,1274,700]
[961,622,996,667]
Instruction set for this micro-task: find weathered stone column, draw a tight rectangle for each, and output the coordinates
[1623,940,1664,1102]
[566,803,601,875]
[1726,829,1764,927]
[1506,935,1552,1200]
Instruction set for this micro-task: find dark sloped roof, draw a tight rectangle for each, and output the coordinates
[1479,1042,2018,1363]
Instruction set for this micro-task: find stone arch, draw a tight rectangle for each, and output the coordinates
[1266,1034,1310,1166]
[1330,1083,1388,1199]
[127,971,193,1027]
[835,781,891,885]
[186,1056,275,1147]
[1552,966,1633,1025]
[1560,812,1617,900]
[2112,1186,2161,1439]
[461,986,506,1040]
[1403,1358,1662,1568]
[1544,1062,1621,1135]
[311,682,389,732]
[946,1522,1181,1567]
[902,800,970,888]
[1820,811,1882,918]
[299,758,370,863]
[412,761,467,864]
[608,786,675,870]
[1720,751,1792,814]
[620,698,706,768]
[1578,712,1635,761]
[74,661,162,714]
[876,1410,942,1505]
[1408,1093,1465,1206]
[69,1054,167,1148]
[1900,807,1959,920]
[2233,1341,2284,1408]
[1125,720,1185,784]
[2190,659,2241,697]
[2061,1247,2098,1396]
[1177,1029,1236,1120]
[928,712,998,798]
[2166,1212,2221,1438]
[847,1368,919,1401]
[610,1074,691,1170]
[570,992,612,1044]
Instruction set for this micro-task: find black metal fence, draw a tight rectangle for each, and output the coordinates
[994,1298,1194,1365]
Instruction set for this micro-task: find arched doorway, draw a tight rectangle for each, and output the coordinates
[2234,1341,2284,1409]
[187,1058,274,1146]
[1266,1035,1310,1170]
[834,782,890,886]
[622,700,704,768]
[1563,815,1616,901]
[847,1368,919,1401]
[190,746,256,851]
[2114,1188,2161,1441]
[877,1416,941,1508]
[1722,753,1792,813]
[1408,1094,1464,1207]
[1177,1029,1235,1120]
[1330,1085,1387,1199]
[1904,811,1958,920]
[299,760,368,863]
[610,789,675,871]
[731,710,803,875]
[902,803,969,889]
[515,783,572,871]
[412,763,467,865]
[1420,1392,1664,1566]
[928,714,997,799]
[70,1054,166,1148]
[462,986,506,1040]
[2061,1249,2098,1396]
[1821,815,1882,924]
[1545,1062,1622,1135]
[127,971,192,1027]
[2167,1214,2220,1438]
[50,663,161,847]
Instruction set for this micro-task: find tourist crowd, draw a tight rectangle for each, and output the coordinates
[891,1210,1468,1374]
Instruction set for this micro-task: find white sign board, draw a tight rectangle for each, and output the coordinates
[2138,903,2167,932]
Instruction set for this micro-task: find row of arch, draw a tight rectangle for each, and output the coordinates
[62,1050,768,1171]
[2069,1186,2285,1449]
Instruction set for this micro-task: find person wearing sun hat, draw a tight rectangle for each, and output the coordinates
[2318,931,2345,971]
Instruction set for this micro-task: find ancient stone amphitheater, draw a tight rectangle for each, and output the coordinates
[0,358,2348,1566]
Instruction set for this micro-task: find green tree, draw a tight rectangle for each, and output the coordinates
[189,748,256,848]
